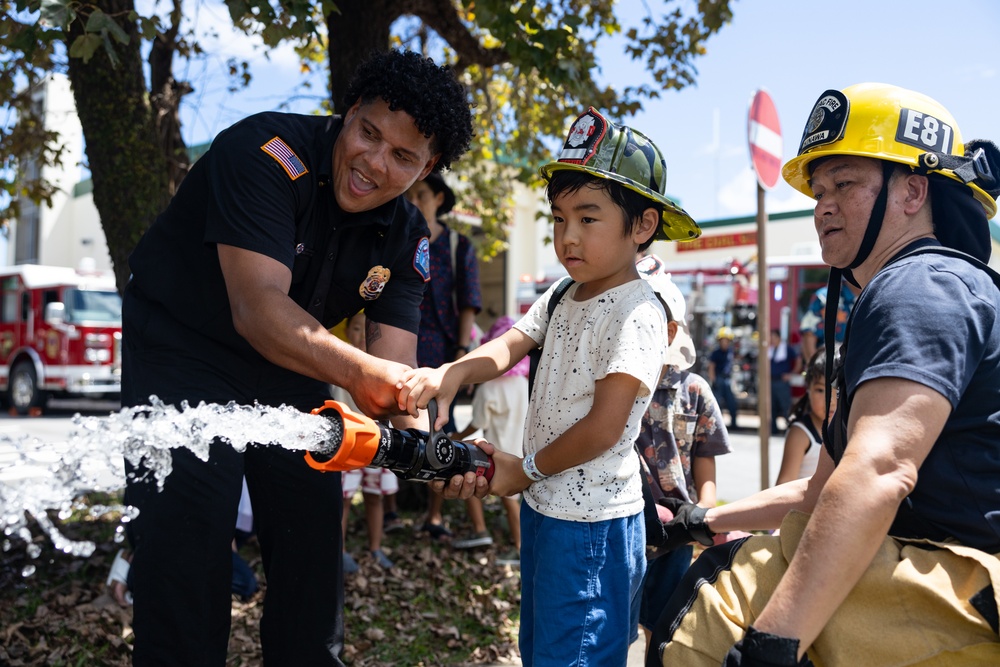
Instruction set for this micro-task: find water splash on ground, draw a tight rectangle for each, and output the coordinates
[0,397,339,561]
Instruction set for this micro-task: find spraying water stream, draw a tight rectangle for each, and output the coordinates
[0,397,341,573]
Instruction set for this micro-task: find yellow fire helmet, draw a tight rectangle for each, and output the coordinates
[716,326,735,340]
[540,107,701,242]
[782,82,997,219]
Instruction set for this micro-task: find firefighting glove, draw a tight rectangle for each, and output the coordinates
[722,626,814,667]
[659,496,715,550]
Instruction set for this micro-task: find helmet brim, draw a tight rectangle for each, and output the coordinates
[540,162,702,242]
[782,152,998,219]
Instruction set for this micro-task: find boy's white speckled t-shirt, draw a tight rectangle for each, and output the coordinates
[514,279,667,522]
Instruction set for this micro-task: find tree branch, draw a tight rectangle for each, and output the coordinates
[401,0,509,71]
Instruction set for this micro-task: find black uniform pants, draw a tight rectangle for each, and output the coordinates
[122,286,345,667]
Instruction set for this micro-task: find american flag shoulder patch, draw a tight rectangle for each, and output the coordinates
[261,136,309,181]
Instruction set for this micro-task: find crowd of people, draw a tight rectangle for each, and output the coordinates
[107,44,1000,667]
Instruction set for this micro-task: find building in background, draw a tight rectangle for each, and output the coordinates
[7,74,107,273]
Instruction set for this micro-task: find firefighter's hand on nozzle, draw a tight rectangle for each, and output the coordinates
[349,356,413,419]
[397,364,460,429]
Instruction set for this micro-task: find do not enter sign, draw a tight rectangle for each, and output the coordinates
[748,89,782,190]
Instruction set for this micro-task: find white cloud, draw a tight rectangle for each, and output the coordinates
[769,187,815,213]
[716,166,757,215]
[715,166,814,217]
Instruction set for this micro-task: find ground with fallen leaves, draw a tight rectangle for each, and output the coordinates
[0,491,521,666]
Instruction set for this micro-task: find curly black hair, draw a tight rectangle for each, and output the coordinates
[344,50,474,171]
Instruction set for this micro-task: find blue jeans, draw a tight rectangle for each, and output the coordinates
[519,503,645,667]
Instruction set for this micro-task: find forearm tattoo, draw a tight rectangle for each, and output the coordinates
[366,318,382,347]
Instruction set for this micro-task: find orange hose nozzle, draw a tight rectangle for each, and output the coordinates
[304,400,383,472]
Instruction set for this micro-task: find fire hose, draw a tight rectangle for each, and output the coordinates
[304,399,494,482]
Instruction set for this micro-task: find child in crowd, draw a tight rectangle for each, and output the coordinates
[405,171,483,542]
[449,315,529,558]
[399,107,701,666]
[633,255,732,651]
[340,468,396,571]
[775,347,833,485]
[333,312,398,572]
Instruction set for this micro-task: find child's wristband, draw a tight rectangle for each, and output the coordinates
[522,453,548,482]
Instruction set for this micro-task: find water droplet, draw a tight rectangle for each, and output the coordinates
[21,564,35,577]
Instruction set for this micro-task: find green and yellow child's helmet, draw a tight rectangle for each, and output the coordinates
[782,83,997,219]
[540,107,701,242]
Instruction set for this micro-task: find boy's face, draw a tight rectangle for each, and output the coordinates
[550,183,656,295]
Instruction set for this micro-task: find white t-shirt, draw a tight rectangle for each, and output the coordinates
[788,419,822,479]
[515,279,667,521]
[471,375,529,457]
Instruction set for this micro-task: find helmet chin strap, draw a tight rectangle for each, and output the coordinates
[822,160,895,434]
[840,161,896,288]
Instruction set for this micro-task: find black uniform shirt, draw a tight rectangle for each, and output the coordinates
[126,112,430,409]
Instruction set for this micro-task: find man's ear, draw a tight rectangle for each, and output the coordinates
[634,208,660,244]
[343,99,363,123]
[667,320,678,345]
[417,156,441,182]
[900,172,930,215]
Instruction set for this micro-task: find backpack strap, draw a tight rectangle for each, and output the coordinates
[449,229,460,315]
[828,243,1000,463]
[894,244,1000,290]
[527,277,574,397]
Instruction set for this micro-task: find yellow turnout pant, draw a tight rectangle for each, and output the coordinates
[652,511,1000,667]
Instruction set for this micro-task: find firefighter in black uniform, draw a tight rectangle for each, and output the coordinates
[121,50,474,666]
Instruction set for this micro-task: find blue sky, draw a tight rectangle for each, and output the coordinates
[174,0,1000,225]
[595,0,1000,222]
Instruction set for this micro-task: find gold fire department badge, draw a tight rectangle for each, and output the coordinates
[359,266,391,300]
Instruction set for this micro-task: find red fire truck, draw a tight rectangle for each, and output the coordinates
[0,264,122,415]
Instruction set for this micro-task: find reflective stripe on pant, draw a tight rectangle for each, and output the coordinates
[650,511,1000,667]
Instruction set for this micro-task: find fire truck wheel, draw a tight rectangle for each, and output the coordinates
[9,360,45,416]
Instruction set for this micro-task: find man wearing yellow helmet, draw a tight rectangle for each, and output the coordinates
[647,84,1000,666]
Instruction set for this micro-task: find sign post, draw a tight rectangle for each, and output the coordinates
[747,89,782,491]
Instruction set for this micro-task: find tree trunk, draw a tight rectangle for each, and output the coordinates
[326,0,396,112]
[148,0,190,197]
[65,0,170,293]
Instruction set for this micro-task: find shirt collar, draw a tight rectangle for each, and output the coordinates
[661,365,683,390]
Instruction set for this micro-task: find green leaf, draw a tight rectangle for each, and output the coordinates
[68,33,101,63]
[39,0,73,28]
[226,0,250,24]
[136,16,161,40]
[101,31,121,67]
[85,9,130,46]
